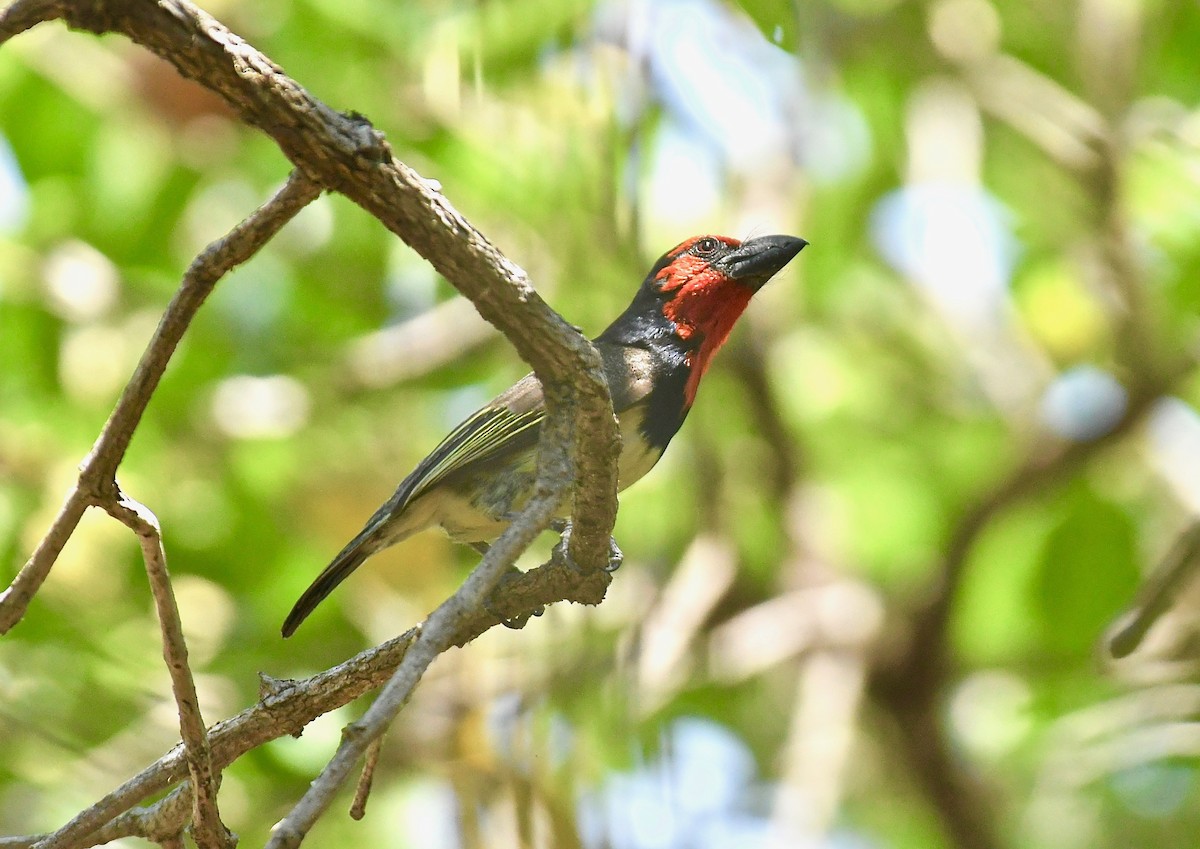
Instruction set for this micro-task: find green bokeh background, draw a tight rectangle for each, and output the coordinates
[2,0,1199,847]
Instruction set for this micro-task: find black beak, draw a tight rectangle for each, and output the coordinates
[718,234,808,288]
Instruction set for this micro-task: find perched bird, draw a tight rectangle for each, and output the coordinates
[282,234,806,636]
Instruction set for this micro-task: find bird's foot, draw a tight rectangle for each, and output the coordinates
[550,519,623,574]
[482,568,546,629]
[474,542,545,629]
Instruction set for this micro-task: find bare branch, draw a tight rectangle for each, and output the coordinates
[0,170,321,634]
[3,783,194,849]
[18,552,607,849]
[85,169,322,479]
[86,784,193,848]
[909,373,1183,685]
[103,492,232,849]
[349,738,383,821]
[0,490,89,634]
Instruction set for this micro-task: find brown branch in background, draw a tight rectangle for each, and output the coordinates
[0,170,321,634]
[867,14,1188,834]
[1107,520,1200,658]
[870,373,1179,849]
[927,377,1171,664]
[103,491,233,849]
[343,297,496,390]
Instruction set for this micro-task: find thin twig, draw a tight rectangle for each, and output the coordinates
[349,737,383,820]
[0,491,89,634]
[1107,520,1200,658]
[104,491,232,849]
[0,171,321,634]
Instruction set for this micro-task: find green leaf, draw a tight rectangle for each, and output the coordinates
[1033,486,1141,655]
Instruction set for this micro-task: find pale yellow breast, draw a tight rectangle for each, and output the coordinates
[614,403,665,491]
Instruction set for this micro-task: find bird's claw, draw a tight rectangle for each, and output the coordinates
[551,520,623,574]
[482,567,545,629]
[476,519,621,627]
[606,537,624,572]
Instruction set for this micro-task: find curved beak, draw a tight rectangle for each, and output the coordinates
[718,234,808,289]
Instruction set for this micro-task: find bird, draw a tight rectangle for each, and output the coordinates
[282,233,807,637]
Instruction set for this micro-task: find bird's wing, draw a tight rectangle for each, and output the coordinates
[400,343,665,509]
[402,373,547,504]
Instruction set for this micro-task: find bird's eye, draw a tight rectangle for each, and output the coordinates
[693,237,721,256]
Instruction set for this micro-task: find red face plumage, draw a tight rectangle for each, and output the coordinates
[654,236,757,406]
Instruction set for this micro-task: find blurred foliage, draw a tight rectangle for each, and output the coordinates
[2,0,1200,847]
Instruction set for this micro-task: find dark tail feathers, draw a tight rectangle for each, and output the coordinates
[281,536,374,637]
